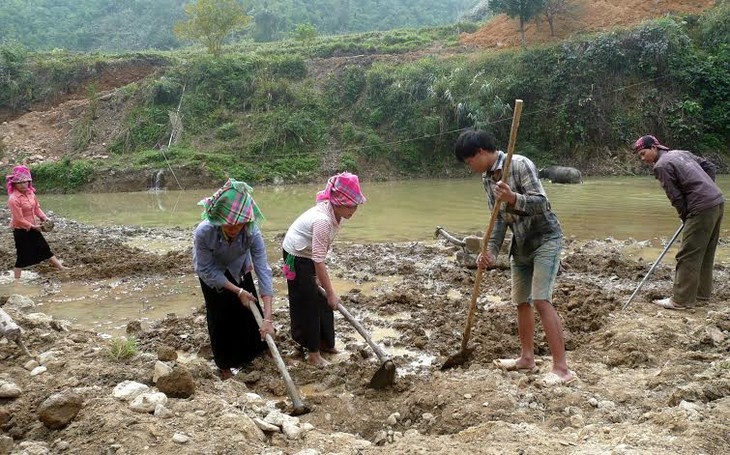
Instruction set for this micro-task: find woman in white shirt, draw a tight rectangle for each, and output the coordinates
[282,172,366,367]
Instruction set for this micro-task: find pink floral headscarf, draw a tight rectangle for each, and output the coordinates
[315,172,366,207]
[5,165,35,194]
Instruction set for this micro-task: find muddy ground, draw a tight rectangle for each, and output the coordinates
[0,212,728,455]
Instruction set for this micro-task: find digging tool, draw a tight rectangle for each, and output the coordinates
[441,99,524,370]
[622,223,684,310]
[249,303,312,416]
[337,302,396,389]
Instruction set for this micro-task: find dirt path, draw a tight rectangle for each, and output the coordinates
[0,214,727,454]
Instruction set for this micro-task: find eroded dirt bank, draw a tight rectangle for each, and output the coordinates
[0,216,728,454]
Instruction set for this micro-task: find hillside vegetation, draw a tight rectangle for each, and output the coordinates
[0,3,727,192]
[0,0,480,52]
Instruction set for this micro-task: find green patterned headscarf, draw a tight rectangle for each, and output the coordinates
[198,178,264,226]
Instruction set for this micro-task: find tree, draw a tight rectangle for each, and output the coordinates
[544,0,571,37]
[489,0,545,48]
[293,23,318,45]
[174,0,251,56]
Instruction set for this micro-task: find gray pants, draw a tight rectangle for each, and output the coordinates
[674,203,724,304]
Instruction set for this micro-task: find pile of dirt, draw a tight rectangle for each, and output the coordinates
[0,217,728,454]
[461,0,716,49]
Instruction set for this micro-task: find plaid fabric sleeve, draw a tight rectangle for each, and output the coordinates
[512,157,551,215]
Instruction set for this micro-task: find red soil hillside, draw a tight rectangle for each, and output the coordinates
[461,0,716,48]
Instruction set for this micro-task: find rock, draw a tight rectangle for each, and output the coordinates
[154,404,174,419]
[30,366,47,376]
[153,361,173,384]
[386,412,400,425]
[126,320,142,335]
[5,294,35,313]
[37,391,83,430]
[53,439,70,451]
[24,360,39,370]
[0,408,11,425]
[38,351,60,365]
[0,435,13,454]
[156,366,195,398]
[17,441,51,454]
[0,381,22,398]
[130,392,168,413]
[172,433,189,444]
[112,381,149,401]
[254,418,280,432]
[293,450,319,455]
[705,326,725,345]
[220,413,265,442]
[156,345,177,361]
[282,419,302,440]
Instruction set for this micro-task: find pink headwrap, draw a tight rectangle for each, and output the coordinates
[5,165,35,194]
[316,171,366,207]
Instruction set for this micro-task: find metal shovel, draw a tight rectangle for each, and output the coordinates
[441,99,523,370]
[622,223,684,310]
[249,304,312,416]
[337,302,396,389]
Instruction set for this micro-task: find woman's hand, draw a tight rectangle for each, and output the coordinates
[31,224,42,232]
[259,320,275,340]
[326,292,340,311]
[476,251,495,270]
[237,288,257,305]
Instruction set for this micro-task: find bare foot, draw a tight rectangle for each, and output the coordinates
[307,352,330,367]
[319,345,339,354]
[219,368,234,380]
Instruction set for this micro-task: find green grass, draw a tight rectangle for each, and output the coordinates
[107,337,138,361]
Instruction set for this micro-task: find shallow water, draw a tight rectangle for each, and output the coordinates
[16,176,730,336]
[41,176,730,242]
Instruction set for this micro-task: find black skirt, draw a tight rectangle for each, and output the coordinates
[283,250,335,352]
[13,228,53,268]
[200,271,267,370]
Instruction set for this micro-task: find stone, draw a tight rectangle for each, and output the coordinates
[126,320,142,335]
[0,382,22,399]
[172,433,189,444]
[220,413,265,442]
[130,392,168,413]
[153,361,173,384]
[154,404,174,419]
[156,345,177,361]
[254,418,280,432]
[156,366,195,398]
[30,366,47,376]
[38,391,83,430]
[112,381,149,401]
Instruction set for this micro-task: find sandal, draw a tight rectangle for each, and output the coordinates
[652,298,685,310]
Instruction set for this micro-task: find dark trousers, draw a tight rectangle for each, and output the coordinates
[200,271,266,369]
[674,203,724,304]
[283,251,335,352]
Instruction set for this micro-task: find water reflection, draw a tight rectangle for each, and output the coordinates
[42,176,730,242]
[25,176,730,336]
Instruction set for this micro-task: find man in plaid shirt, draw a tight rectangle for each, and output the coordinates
[454,129,575,386]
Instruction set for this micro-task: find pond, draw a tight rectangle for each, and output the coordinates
[12,176,729,336]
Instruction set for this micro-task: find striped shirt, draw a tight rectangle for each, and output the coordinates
[482,151,562,258]
[282,202,340,263]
